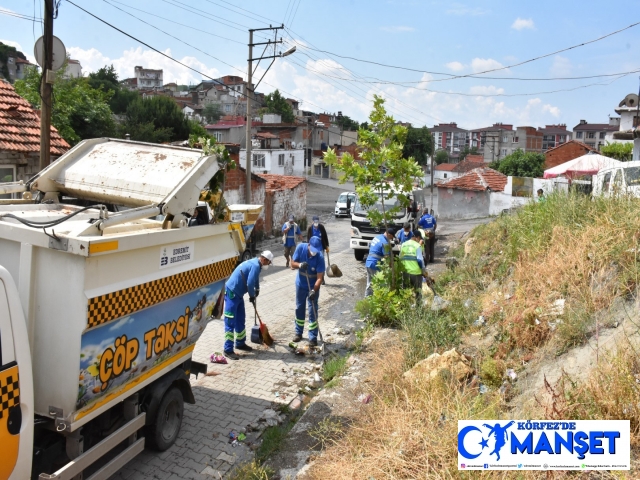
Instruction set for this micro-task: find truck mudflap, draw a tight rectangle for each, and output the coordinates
[141,368,195,428]
[38,412,146,480]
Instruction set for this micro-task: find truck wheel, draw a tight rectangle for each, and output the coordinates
[354,250,365,261]
[241,249,252,263]
[147,387,183,451]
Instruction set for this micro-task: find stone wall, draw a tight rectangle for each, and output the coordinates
[267,181,307,234]
[0,151,43,182]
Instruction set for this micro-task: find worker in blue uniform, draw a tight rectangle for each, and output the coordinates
[223,251,273,360]
[290,236,325,347]
[364,228,395,297]
[395,222,414,244]
[418,209,437,263]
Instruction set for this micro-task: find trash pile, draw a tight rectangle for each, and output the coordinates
[403,348,473,385]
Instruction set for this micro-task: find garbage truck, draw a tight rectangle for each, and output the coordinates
[0,138,262,479]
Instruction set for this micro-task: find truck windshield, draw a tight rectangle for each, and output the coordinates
[353,195,404,218]
[624,167,640,187]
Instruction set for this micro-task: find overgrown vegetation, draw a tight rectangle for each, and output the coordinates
[489,148,545,177]
[322,354,348,382]
[309,190,640,478]
[601,141,634,161]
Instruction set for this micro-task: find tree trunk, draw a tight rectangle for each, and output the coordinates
[380,190,396,290]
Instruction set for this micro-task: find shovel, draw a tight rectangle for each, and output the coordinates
[304,271,325,355]
[325,251,342,278]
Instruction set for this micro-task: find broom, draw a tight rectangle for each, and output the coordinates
[252,300,274,346]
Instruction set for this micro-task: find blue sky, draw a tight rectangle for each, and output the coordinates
[1,0,639,130]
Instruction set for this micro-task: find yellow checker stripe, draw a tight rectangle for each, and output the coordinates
[0,365,20,420]
[87,257,237,329]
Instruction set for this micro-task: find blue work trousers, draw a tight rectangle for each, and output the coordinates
[295,285,320,341]
[223,289,247,352]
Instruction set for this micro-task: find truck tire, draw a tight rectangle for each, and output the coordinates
[354,249,365,261]
[147,387,184,451]
[241,249,252,263]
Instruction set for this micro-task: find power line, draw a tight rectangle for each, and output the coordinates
[107,0,244,45]
[285,19,640,81]
[0,8,43,22]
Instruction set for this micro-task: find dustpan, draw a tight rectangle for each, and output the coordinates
[326,251,342,277]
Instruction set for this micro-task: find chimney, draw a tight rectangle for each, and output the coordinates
[579,120,587,125]
[191,91,198,104]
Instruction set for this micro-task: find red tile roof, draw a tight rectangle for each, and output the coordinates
[0,80,69,155]
[464,154,484,163]
[257,174,306,191]
[544,139,597,154]
[438,167,507,192]
[452,158,485,173]
[435,163,457,171]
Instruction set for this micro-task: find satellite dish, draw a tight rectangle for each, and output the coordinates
[34,35,66,71]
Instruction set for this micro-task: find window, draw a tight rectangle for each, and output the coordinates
[443,173,447,178]
[213,132,222,142]
[224,104,231,112]
[501,148,507,157]
[0,166,16,199]
[599,132,606,139]
[587,132,595,139]
[586,142,596,149]
[576,131,583,139]
[503,135,508,142]
[512,137,518,143]
[278,153,285,166]
[252,154,265,168]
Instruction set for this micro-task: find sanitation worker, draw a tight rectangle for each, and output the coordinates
[364,228,395,297]
[290,236,325,347]
[418,209,437,263]
[395,222,414,244]
[222,251,273,360]
[399,231,426,298]
[307,215,330,284]
[282,214,302,268]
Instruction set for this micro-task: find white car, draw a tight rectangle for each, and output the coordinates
[335,191,356,218]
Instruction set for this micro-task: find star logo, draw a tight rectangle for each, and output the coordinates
[479,437,489,449]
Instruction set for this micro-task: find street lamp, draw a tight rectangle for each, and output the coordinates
[245,29,297,203]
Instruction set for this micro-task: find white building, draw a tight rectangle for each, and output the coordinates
[63,59,82,78]
[239,148,305,176]
[605,93,640,160]
[134,66,163,89]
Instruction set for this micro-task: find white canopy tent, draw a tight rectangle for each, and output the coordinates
[543,153,622,179]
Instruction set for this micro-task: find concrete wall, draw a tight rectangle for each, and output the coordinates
[239,149,305,176]
[0,151,47,184]
[437,187,490,219]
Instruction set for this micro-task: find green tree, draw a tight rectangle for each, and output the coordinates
[402,126,434,166]
[434,149,450,165]
[324,95,423,286]
[336,114,360,131]
[264,89,294,123]
[601,141,633,161]
[489,149,545,177]
[458,145,479,162]
[121,95,190,143]
[15,64,115,145]
[202,103,222,124]
[88,64,139,114]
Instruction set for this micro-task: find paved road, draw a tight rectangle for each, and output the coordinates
[114,193,362,479]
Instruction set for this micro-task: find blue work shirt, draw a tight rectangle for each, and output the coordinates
[292,243,326,289]
[365,234,390,271]
[225,258,261,297]
[282,222,301,247]
[310,225,322,239]
[395,229,414,244]
[418,213,437,230]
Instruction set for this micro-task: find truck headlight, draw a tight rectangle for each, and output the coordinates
[351,227,360,237]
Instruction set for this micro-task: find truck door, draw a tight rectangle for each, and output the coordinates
[0,278,20,479]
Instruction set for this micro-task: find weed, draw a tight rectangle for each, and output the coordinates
[479,357,505,388]
[309,417,344,449]
[353,322,374,352]
[323,354,348,382]
[227,460,274,480]
[274,403,291,415]
[256,419,296,463]
[324,378,341,389]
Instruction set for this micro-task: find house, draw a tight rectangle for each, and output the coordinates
[572,119,618,151]
[0,80,70,191]
[434,157,485,183]
[607,93,640,160]
[62,59,82,78]
[121,66,163,90]
[434,163,457,182]
[470,123,514,162]
[239,147,305,176]
[182,103,203,122]
[544,140,597,170]
[205,116,247,144]
[437,167,507,219]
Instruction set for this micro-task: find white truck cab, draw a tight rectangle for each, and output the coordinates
[592,161,640,198]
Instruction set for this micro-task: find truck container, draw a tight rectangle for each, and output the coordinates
[0,138,262,479]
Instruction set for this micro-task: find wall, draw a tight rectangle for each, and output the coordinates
[434,170,458,182]
[267,181,307,234]
[437,187,490,219]
[544,142,591,170]
[223,168,267,234]
[239,149,305,176]
[0,151,46,183]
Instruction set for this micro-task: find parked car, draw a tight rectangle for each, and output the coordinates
[335,191,356,218]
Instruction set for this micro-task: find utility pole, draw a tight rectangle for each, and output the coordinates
[40,0,54,171]
[244,25,294,203]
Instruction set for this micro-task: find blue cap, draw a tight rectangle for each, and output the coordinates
[309,236,322,255]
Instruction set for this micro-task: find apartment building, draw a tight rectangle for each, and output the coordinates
[572,119,618,151]
[538,124,571,150]
[430,123,470,161]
